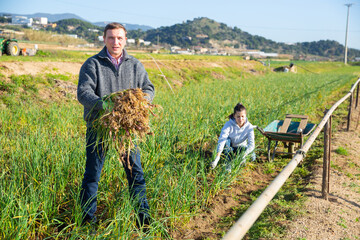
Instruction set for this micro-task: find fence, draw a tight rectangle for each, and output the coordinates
[223,77,360,240]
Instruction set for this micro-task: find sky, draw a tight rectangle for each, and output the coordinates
[1,0,360,50]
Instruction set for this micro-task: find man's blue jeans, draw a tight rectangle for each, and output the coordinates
[80,127,150,224]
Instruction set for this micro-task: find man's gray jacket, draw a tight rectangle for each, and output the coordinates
[77,47,155,126]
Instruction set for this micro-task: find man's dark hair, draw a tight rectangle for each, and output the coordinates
[103,22,127,37]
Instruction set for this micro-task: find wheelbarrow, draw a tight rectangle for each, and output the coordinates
[257,114,316,161]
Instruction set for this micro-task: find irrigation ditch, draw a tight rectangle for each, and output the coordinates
[223,78,360,239]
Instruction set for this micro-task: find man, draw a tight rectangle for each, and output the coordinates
[77,22,154,227]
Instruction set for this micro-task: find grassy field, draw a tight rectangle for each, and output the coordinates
[0,52,359,239]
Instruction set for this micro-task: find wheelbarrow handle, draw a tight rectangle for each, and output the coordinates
[256,126,266,135]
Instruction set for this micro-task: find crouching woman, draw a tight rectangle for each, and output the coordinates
[211,103,256,172]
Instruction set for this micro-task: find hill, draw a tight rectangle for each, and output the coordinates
[44,18,102,43]
[44,18,151,43]
[0,12,152,31]
[0,12,88,22]
[92,21,152,31]
[127,17,360,60]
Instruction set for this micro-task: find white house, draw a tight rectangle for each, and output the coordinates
[170,46,181,53]
[33,17,48,25]
[127,39,135,44]
[242,51,278,58]
[66,34,78,39]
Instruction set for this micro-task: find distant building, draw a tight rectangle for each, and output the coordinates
[208,49,218,55]
[170,46,181,52]
[218,50,228,56]
[12,16,32,26]
[66,34,78,39]
[47,23,57,28]
[67,25,76,31]
[175,49,194,55]
[196,34,208,39]
[1,14,12,19]
[242,50,278,58]
[78,43,95,48]
[127,39,135,44]
[260,52,278,57]
[194,46,209,54]
[193,46,208,54]
[33,17,48,25]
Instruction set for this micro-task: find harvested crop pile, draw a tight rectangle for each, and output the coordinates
[91,88,157,169]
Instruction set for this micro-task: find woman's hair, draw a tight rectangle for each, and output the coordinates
[103,22,127,37]
[228,103,246,119]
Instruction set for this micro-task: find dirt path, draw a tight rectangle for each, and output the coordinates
[283,106,360,239]
[0,57,261,79]
[0,61,83,77]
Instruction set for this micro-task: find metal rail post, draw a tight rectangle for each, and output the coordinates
[347,91,353,131]
[322,109,331,200]
[356,84,359,109]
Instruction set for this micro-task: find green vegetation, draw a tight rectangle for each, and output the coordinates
[0,55,359,239]
[22,28,87,45]
[47,18,103,43]
[337,218,348,229]
[0,49,96,62]
[335,146,349,156]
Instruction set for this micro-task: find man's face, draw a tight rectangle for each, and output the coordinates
[104,28,127,58]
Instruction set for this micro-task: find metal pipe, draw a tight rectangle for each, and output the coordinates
[223,154,303,239]
[350,79,360,93]
[223,79,360,240]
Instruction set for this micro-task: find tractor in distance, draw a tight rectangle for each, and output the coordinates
[0,36,20,56]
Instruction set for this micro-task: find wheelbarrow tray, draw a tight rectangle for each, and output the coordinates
[262,120,316,143]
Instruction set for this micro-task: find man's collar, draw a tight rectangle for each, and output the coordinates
[106,48,122,61]
[99,47,128,60]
